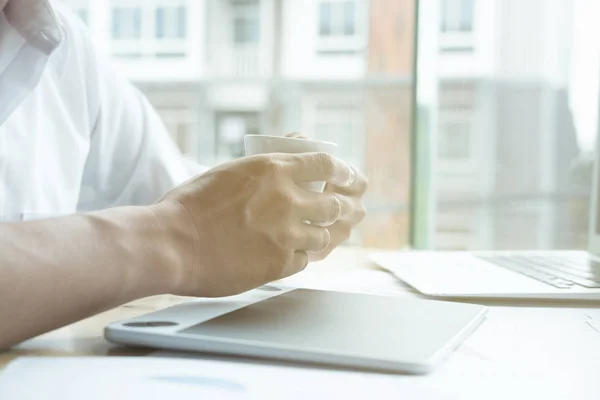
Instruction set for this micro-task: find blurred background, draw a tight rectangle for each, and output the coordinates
[59,0,600,251]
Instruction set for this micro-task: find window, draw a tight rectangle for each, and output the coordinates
[310,102,364,246]
[156,6,187,39]
[76,0,599,253]
[232,1,260,46]
[311,103,363,169]
[215,113,260,162]
[440,0,475,33]
[110,2,189,59]
[112,8,142,39]
[439,0,475,52]
[438,110,473,162]
[319,1,357,37]
[419,0,599,250]
[317,0,363,54]
[158,109,195,156]
[439,122,470,160]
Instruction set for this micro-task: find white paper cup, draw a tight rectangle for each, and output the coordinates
[244,135,337,193]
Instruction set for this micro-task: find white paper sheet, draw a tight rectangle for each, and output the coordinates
[0,356,455,400]
[2,352,595,400]
[148,349,597,400]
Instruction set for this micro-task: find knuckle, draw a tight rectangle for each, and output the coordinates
[260,155,287,177]
[276,226,298,249]
[315,152,335,178]
[272,188,297,214]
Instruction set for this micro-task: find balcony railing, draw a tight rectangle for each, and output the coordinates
[210,47,261,78]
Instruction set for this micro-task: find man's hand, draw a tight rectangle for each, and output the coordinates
[308,169,367,261]
[284,132,368,261]
[151,152,365,297]
[0,147,366,349]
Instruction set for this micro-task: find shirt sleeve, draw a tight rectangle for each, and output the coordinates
[70,14,206,211]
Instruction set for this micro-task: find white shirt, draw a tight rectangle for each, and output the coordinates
[0,0,203,222]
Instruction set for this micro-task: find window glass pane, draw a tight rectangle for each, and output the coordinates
[132,9,141,38]
[425,0,600,251]
[61,0,600,253]
[459,0,474,32]
[440,0,448,31]
[234,19,259,44]
[156,8,165,38]
[343,2,356,35]
[112,7,142,39]
[82,0,415,249]
[233,2,259,45]
[112,9,121,38]
[176,123,190,153]
[439,123,470,160]
[216,113,257,160]
[156,6,187,40]
[177,7,187,38]
[319,2,332,36]
[440,0,474,33]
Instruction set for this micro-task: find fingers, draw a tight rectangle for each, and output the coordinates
[324,166,368,196]
[308,221,351,262]
[273,224,330,253]
[279,251,309,279]
[297,191,341,226]
[287,153,354,187]
[296,190,365,226]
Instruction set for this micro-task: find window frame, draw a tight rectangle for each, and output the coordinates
[437,108,477,173]
[316,0,366,54]
[156,6,187,40]
[110,0,190,59]
[439,0,476,52]
[303,94,365,172]
[231,0,261,47]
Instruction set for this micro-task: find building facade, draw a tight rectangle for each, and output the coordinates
[435,0,584,250]
[59,0,587,250]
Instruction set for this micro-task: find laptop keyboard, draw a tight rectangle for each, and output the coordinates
[477,255,600,289]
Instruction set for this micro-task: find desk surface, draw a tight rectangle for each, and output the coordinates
[2,247,600,397]
[0,247,380,368]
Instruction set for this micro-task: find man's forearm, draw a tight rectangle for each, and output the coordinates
[0,205,189,350]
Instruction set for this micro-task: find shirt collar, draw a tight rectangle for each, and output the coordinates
[4,0,63,55]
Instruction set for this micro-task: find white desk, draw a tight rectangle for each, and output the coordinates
[2,247,599,398]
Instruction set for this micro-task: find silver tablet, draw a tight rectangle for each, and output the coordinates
[105,287,486,374]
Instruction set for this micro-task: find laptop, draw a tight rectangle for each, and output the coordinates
[105,287,487,374]
[372,85,600,301]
